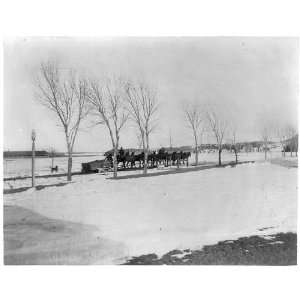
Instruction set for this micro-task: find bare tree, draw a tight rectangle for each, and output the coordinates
[125,81,158,174]
[207,109,228,166]
[184,103,203,166]
[198,126,207,153]
[257,115,277,160]
[169,129,173,149]
[230,127,238,164]
[87,77,128,178]
[294,134,298,157]
[136,130,144,149]
[276,125,290,157]
[261,123,273,160]
[36,61,89,181]
[286,125,298,157]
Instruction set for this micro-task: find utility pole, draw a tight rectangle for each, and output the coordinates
[169,129,173,149]
[50,148,55,169]
[31,130,36,187]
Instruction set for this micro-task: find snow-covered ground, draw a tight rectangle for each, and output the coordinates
[4,161,297,263]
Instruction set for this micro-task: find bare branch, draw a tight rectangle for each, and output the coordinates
[35,61,89,181]
[183,102,204,165]
[206,107,228,165]
[125,80,159,173]
[87,76,129,178]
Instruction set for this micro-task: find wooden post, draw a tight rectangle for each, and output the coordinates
[31,130,36,187]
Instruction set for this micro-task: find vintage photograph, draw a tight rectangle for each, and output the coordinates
[3,37,298,265]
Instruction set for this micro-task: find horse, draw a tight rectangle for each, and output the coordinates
[156,149,172,167]
[134,152,145,168]
[125,151,157,169]
[124,152,136,168]
[157,148,166,166]
[105,149,144,169]
[147,151,158,167]
[105,153,114,168]
[117,153,127,169]
[104,148,190,170]
[171,151,182,166]
[182,151,191,166]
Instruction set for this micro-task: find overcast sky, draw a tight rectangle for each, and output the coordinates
[3,37,298,152]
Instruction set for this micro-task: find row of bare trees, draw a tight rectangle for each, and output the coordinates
[276,125,298,157]
[37,61,297,181]
[259,119,298,160]
[36,61,158,180]
[184,104,230,166]
[184,103,298,166]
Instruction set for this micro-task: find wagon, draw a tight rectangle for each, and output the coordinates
[81,159,111,173]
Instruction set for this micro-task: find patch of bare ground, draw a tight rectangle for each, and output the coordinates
[123,232,297,265]
[4,205,126,265]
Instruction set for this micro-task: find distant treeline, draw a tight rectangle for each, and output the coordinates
[3,151,66,158]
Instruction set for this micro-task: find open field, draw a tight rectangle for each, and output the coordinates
[3,157,297,264]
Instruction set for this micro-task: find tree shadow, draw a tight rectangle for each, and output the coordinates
[4,182,70,195]
[110,161,255,180]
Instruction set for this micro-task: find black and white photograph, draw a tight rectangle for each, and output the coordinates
[2,36,298,265]
[1,1,300,299]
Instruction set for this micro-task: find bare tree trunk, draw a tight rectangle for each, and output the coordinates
[194,134,198,166]
[265,149,268,160]
[143,134,149,174]
[113,145,118,178]
[218,148,222,166]
[195,148,198,166]
[195,144,199,166]
[67,152,72,181]
[66,141,73,181]
[264,142,267,160]
[234,148,238,164]
[144,151,148,174]
[32,137,36,187]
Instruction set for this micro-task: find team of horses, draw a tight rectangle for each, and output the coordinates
[105,148,191,169]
